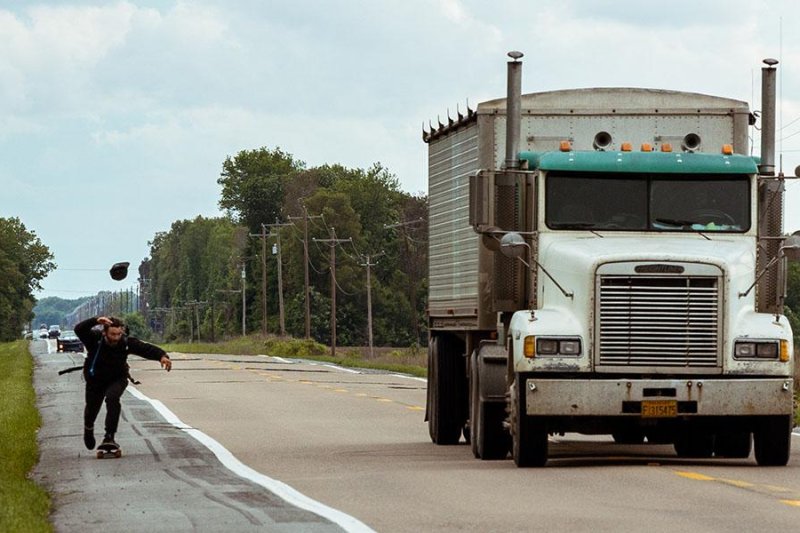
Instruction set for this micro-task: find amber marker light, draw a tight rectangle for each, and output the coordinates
[661,143,673,152]
[780,340,790,362]
[559,140,572,152]
[524,336,536,358]
[620,142,632,152]
[721,144,734,155]
[641,143,653,152]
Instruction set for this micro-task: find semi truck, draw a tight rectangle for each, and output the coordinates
[423,53,800,467]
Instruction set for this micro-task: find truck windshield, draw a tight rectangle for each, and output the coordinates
[545,172,751,232]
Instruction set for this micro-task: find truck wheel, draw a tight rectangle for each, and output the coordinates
[754,415,792,466]
[469,350,509,460]
[427,335,465,445]
[713,430,751,458]
[510,379,547,467]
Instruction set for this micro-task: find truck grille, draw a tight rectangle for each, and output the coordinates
[598,276,719,367]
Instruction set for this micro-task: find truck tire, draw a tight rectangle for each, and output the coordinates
[714,430,751,458]
[469,350,509,460]
[427,335,465,445]
[754,415,792,466]
[510,378,547,467]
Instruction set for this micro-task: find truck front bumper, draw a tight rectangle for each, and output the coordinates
[524,378,794,417]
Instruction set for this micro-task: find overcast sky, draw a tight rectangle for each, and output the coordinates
[2,0,800,300]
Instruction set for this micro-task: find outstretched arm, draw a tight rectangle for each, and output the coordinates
[128,337,172,372]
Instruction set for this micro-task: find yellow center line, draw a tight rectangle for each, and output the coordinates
[674,470,800,508]
[675,471,715,481]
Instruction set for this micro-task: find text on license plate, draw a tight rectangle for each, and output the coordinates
[641,400,677,418]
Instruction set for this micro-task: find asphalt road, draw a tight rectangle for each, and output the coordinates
[33,339,800,532]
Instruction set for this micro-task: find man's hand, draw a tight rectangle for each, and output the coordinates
[160,355,172,372]
[97,316,112,326]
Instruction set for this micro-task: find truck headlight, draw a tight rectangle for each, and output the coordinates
[530,337,582,357]
[734,340,780,360]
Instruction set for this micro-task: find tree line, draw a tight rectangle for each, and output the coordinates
[0,217,54,341]
[141,147,428,347]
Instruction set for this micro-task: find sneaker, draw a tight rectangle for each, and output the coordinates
[83,427,95,450]
[100,435,118,449]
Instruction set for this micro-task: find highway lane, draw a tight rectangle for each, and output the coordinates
[129,352,800,532]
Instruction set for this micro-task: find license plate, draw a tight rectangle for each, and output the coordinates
[641,400,677,418]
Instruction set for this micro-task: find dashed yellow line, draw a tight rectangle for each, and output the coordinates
[675,471,714,481]
[674,470,800,508]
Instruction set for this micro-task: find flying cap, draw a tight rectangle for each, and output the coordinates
[110,262,130,281]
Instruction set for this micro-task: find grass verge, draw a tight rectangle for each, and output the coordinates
[162,335,427,378]
[0,341,51,533]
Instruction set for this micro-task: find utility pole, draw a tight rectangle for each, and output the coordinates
[241,262,246,337]
[264,218,292,336]
[289,205,323,339]
[360,252,384,358]
[261,224,267,335]
[313,228,351,357]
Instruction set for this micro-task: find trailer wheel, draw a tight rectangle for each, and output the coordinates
[469,350,509,460]
[427,335,465,445]
[713,430,751,458]
[510,378,547,467]
[754,415,792,466]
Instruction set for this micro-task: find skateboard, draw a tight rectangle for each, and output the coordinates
[96,443,122,459]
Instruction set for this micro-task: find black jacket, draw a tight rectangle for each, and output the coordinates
[74,317,167,382]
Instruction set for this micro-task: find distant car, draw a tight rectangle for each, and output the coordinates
[57,331,84,353]
[39,328,49,339]
[48,325,61,338]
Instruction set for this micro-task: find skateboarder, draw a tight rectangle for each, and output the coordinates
[74,315,172,452]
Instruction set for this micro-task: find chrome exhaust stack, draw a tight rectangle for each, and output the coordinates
[759,58,778,175]
[504,51,523,170]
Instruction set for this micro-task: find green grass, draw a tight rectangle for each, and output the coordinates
[0,341,52,533]
[162,335,427,378]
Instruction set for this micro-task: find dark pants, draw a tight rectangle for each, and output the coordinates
[84,377,128,437]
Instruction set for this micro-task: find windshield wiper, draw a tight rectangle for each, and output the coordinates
[654,218,710,240]
[654,218,699,227]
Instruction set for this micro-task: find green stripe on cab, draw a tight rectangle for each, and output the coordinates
[519,150,758,174]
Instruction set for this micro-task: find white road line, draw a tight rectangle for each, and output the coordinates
[320,363,361,374]
[263,355,292,364]
[391,373,427,383]
[126,386,375,533]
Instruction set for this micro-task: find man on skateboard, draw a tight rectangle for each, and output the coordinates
[74,315,172,454]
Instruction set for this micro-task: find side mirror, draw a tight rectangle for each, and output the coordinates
[499,232,528,258]
[110,262,130,281]
[783,231,800,262]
